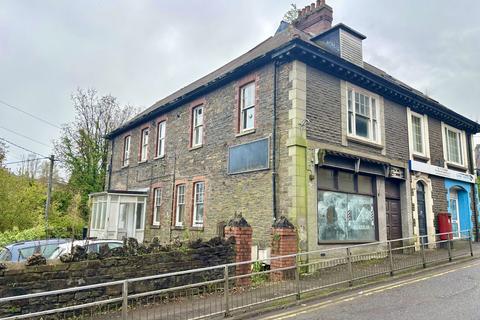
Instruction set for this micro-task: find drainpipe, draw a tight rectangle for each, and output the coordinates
[107,138,114,191]
[467,134,479,242]
[272,61,278,221]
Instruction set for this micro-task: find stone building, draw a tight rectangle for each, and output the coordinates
[89,1,480,255]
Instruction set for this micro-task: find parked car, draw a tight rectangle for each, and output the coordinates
[48,240,123,260]
[0,239,68,262]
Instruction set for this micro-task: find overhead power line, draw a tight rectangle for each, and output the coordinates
[3,158,47,166]
[0,126,51,147]
[0,98,62,130]
[0,137,47,158]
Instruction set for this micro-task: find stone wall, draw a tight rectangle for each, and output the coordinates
[106,62,293,247]
[0,240,234,317]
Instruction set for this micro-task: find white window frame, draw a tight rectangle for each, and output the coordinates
[123,136,131,167]
[240,82,255,132]
[407,108,430,159]
[175,184,186,227]
[192,105,204,147]
[192,182,205,227]
[156,121,166,158]
[140,128,149,162]
[442,122,467,167]
[153,188,162,226]
[346,85,381,144]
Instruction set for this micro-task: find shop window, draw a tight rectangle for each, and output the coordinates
[317,168,376,243]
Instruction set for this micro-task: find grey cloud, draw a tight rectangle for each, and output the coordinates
[1,0,479,169]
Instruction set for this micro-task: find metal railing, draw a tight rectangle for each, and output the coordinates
[0,231,474,320]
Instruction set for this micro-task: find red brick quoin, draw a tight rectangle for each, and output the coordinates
[270,216,297,281]
[224,215,252,287]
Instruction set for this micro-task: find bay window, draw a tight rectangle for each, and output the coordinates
[156,121,166,158]
[317,167,376,243]
[240,82,255,132]
[192,105,204,147]
[140,128,149,162]
[347,87,380,143]
[192,182,205,227]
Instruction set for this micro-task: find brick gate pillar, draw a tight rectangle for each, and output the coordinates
[270,216,297,281]
[224,215,252,286]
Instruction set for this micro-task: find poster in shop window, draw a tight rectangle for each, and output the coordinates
[317,191,375,242]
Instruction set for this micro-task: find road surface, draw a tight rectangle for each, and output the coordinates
[254,259,480,320]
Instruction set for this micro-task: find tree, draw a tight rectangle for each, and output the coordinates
[283,3,299,23]
[55,88,137,220]
[0,141,6,167]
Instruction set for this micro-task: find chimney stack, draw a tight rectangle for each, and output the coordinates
[294,0,333,36]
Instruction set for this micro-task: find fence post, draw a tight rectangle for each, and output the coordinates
[388,241,394,276]
[295,257,301,301]
[122,281,128,320]
[346,247,353,287]
[469,230,474,257]
[224,265,230,317]
[420,237,426,268]
[447,233,453,262]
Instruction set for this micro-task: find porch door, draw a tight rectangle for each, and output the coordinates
[449,190,460,238]
[416,182,428,245]
[118,203,136,239]
[385,179,403,248]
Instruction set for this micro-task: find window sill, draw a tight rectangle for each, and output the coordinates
[412,153,430,162]
[121,165,129,169]
[153,155,165,160]
[171,226,185,231]
[189,226,204,231]
[151,224,160,229]
[347,136,383,150]
[138,160,148,164]
[446,162,468,172]
[189,145,203,151]
[236,129,256,138]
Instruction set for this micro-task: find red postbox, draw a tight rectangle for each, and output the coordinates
[437,212,453,240]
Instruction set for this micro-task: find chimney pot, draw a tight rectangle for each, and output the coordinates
[305,6,311,14]
[316,0,321,7]
[311,3,316,11]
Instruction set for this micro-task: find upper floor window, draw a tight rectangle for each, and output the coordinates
[240,82,255,132]
[411,115,424,154]
[347,88,380,143]
[153,188,162,226]
[175,184,186,227]
[140,128,149,162]
[192,182,205,227]
[156,121,166,158]
[123,136,131,167]
[192,105,204,147]
[407,109,431,160]
[443,124,466,166]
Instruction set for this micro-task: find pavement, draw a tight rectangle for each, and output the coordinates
[251,258,480,320]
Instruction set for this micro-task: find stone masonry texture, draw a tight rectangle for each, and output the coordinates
[108,62,292,247]
[0,243,234,317]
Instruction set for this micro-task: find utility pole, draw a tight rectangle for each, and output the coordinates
[44,154,54,239]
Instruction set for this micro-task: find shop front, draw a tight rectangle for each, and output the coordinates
[315,151,408,246]
[410,160,477,239]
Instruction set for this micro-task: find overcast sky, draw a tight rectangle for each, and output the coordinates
[1,0,479,171]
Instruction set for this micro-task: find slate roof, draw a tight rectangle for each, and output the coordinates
[107,24,479,138]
